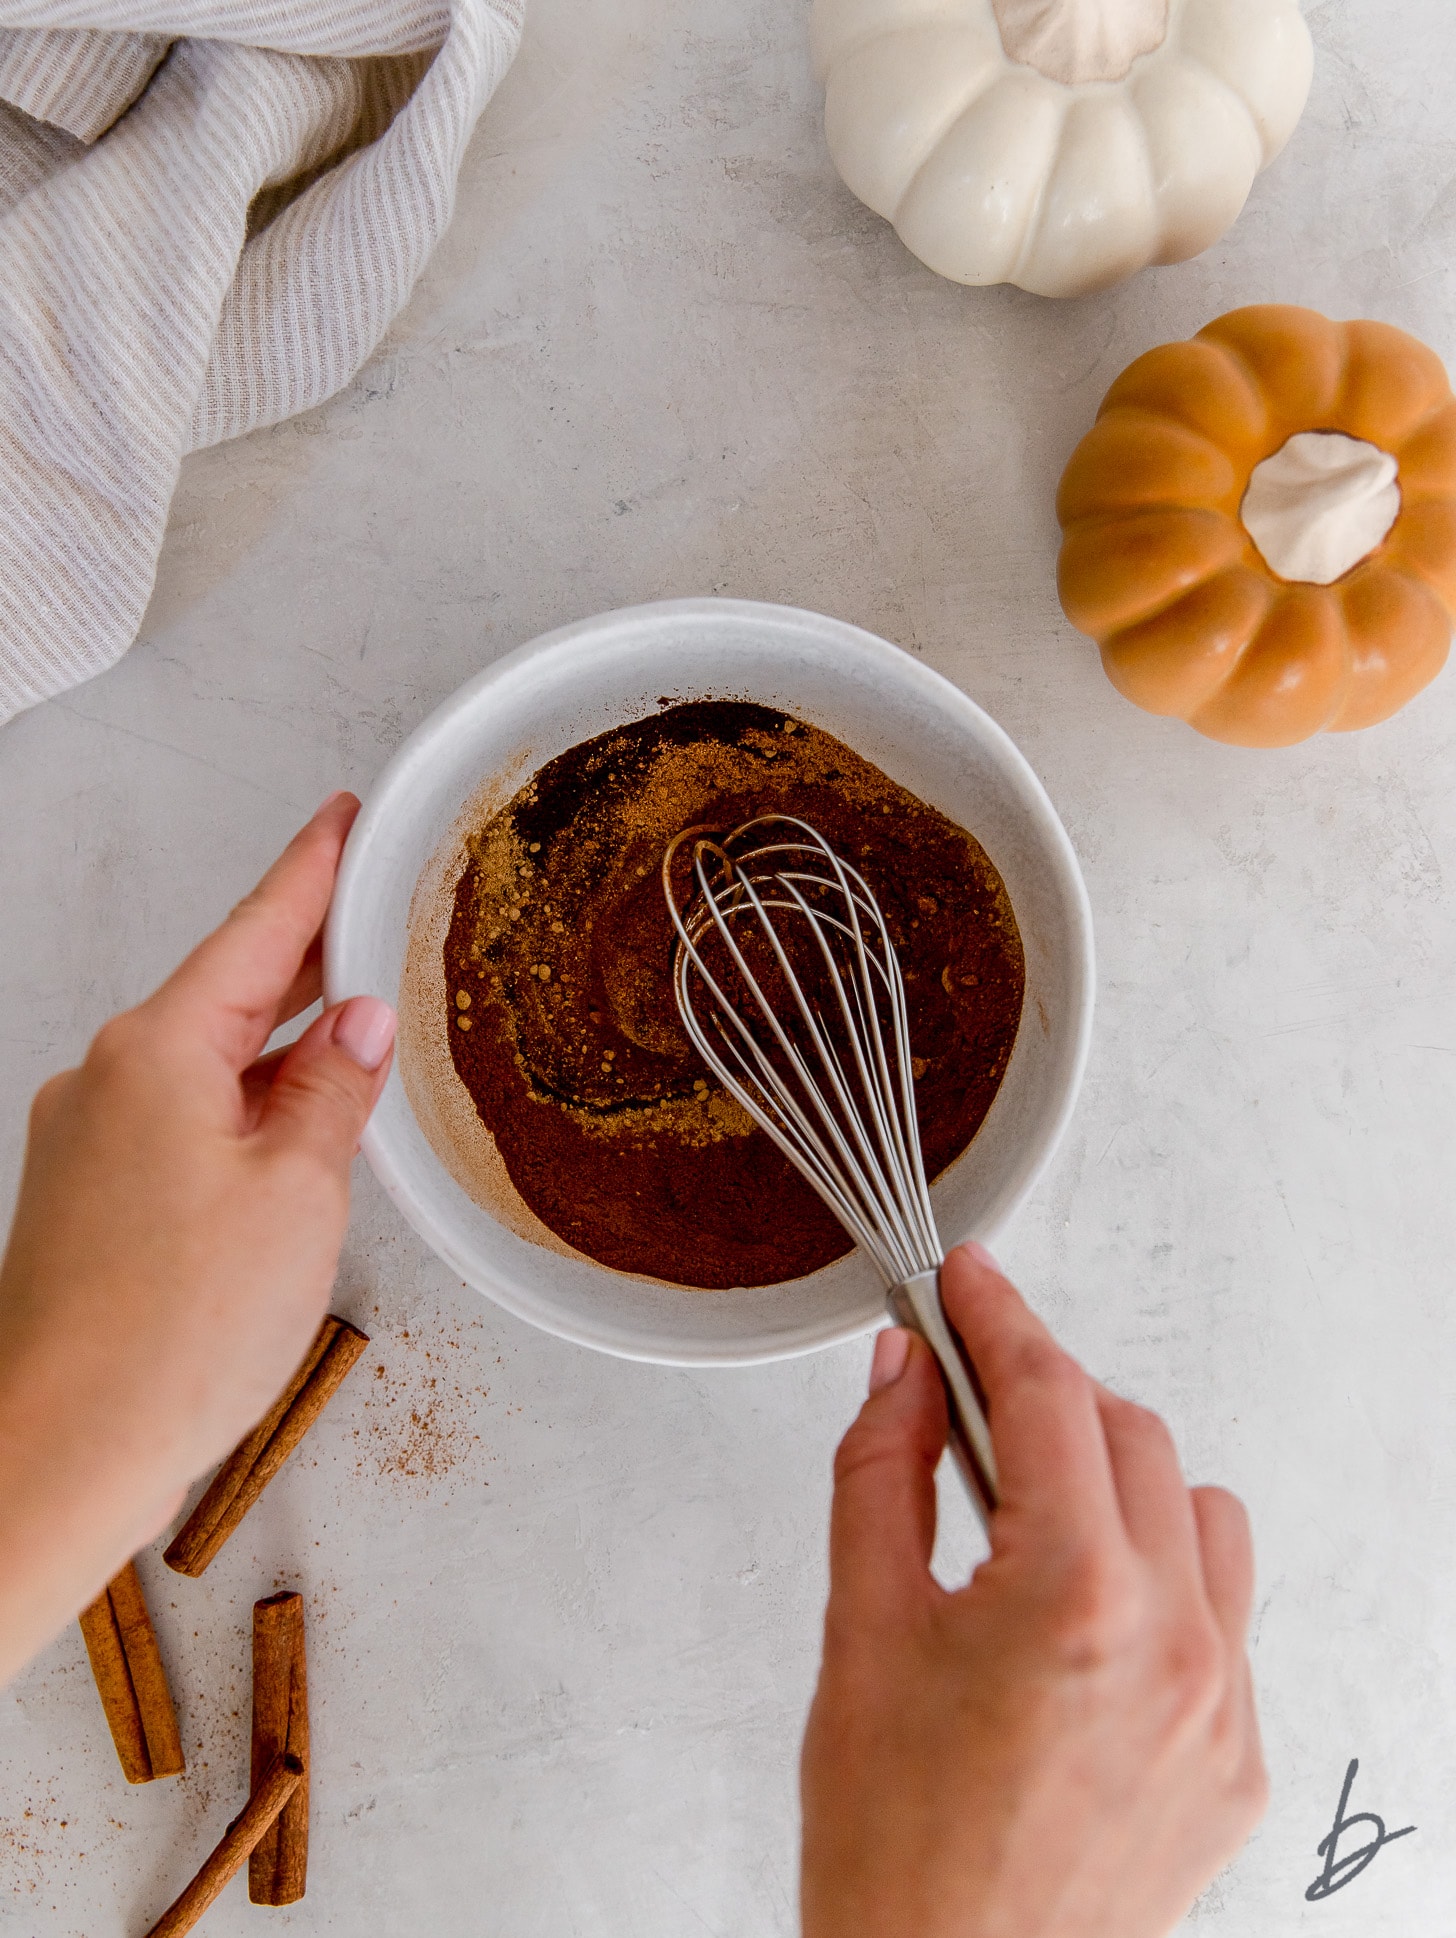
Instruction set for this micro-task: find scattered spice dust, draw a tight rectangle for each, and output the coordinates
[353,1320,491,1485]
[1,1808,51,1896]
[0,1794,94,1900]
[443,700,1025,1288]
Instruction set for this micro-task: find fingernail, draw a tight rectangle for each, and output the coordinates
[964,1240,999,1271]
[333,995,397,1071]
[316,789,353,816]
[869,1326,911,1394]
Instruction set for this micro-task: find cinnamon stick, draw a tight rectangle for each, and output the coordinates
[77,1582,147,1784]
[164,1315,368,1577]
[249,1592,309,1904]
[76,1561,184,1783]
[143,1752,303,1938]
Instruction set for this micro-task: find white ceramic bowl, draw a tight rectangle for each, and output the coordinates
[324,599,1094,1365]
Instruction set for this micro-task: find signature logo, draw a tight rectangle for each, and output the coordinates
[1305,1758,1416,1902]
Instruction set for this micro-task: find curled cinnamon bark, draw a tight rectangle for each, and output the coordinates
[76,1561,184,1784]
[143,1752,303,1937]
[164,1315,368,1576]
[249,1591,309,1904]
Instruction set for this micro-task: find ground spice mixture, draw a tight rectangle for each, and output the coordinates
[443,701,1025,1288]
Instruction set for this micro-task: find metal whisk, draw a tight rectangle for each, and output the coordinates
[662,813,998,1525]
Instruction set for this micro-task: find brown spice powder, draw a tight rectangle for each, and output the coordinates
[443,701,1024,1288]
[352,1325,488,1486]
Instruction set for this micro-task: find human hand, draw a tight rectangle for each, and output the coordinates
[801,1243,1266,1938]
[0,793,393,1685]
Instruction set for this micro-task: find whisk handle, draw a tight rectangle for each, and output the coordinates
[886,1268,999,1531]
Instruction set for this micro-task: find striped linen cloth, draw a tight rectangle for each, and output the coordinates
[0,0,522,721]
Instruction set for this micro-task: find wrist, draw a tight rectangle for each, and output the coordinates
[0,1334,183,1687]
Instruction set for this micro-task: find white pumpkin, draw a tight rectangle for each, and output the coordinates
[811,0,1314,298]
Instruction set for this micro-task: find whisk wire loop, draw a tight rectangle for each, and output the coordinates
[667,892,885,1267]
[728,864,913,1259]
[776,871,931,1273]
[664,811,1000,1527]
[816,866,938,1263]
[664,814,942,1288]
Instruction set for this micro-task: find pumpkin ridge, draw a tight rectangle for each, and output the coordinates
[1186,332,1280,436]
[1082,579,1232,632]
[1329,566,1454,731]
[1337,320,1455,449]
[1391,396,1456,463]
[1200,305,1350,436]
[1387,401,1456,507]
[855,34,1011,222]
[1062,406,1240,523]
[1333,336,1356,439]
[1015,91,1161,297]
[1174,0,1313,165]
[1135,52,1263,269]
[1060,507,1243,541]
[1096,404,1243,506]
[1065,490,1241,520]
[1057,505,1244,634]
[893,65,1062,242]
[824,17,1009,198]
[1187,585,1351,746]
[1337,560,1449,624]
[1197,574,1274,691]
[1098,340,1268,449]
[1005,95,1067,287]
[1271,587,1354,738]
[1381,498,1456,605]
[1162,45,1259,142]
[1099,564,1274,717]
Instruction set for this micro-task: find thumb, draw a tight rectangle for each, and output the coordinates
[827,1329,947,1632]
[258,995,396,1166]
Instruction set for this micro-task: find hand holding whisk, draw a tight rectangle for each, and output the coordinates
[662,813,999,1525]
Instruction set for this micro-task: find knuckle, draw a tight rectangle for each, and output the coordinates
[832,1414,899,1491]
[819,1596,873,1665]
[1196,1483,1252,1542]
[1125,1401,1177,1456]
[1207,1653,1261,1752]
[1236,1747,1271,1824]
[1195,1481,1247,1519]
[268,1134,346,1205]
[1205,1682,1268,1824]
[1008,1336,1083,1400]
[1192,1487,1256,1606]
[1161,1618,1226,1723]
[222,890,300,963]
[85,1008,148,1077]
[286,1056,370,1127]
[280,1086,356,1159]
[1103,1391,1179,1462]
[233,888,299,941]
[308,1062,364,1117]
[1046,1548,1143,1667]
[228,883,272,925]
[29,1069,70,1122]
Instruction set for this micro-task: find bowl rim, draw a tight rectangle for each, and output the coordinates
[325,597,1095,1364]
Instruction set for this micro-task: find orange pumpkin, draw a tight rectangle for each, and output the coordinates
[1057,305,1456,745]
